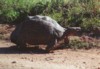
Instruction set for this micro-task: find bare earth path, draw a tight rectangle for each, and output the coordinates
[0,40,100,69]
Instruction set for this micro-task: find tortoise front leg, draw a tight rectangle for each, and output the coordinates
[46,39,57,53]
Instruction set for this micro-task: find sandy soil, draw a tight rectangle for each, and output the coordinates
[0,21,100,69]
[0,40,100,69]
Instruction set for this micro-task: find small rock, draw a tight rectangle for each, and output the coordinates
[45,57,53,61]
[91,58,95,59]
[83,62,86,64]
[12,61,16,63]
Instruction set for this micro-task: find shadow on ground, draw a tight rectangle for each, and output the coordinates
[0,45,48,54]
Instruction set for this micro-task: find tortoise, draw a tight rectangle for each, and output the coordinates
[10,15,81,52]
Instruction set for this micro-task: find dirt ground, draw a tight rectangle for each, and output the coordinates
[0,24,100,69]
[0,40,100,69]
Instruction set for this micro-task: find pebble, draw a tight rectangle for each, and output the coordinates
[83,62,86,64]
[12,61,16,64]
[45,57,53,61]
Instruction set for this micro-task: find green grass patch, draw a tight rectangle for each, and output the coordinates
[0,0,100,30]
[67,36,100,50]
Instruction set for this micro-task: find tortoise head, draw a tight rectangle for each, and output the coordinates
[64,27,81,36]
[61,27,81,44]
